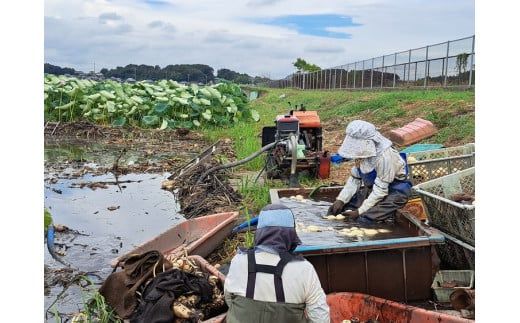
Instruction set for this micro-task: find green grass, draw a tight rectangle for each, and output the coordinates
[237,176,282,213]
[44,208,53,232]
[201,90,289,170]
[201,87,474,173]
[80,291,121,323]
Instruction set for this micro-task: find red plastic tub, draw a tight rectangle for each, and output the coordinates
[111,212,239,267]
[327,292,473,323]
[388,118,438,146]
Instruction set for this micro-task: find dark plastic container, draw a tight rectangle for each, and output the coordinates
[270,187,445,302]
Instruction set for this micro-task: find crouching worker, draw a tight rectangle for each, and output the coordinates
[224,204,330,323]
[327,120,412,223]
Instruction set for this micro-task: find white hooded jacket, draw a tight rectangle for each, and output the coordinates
[336,121,407,214]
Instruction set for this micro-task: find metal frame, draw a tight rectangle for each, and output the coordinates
[270,35,475,90]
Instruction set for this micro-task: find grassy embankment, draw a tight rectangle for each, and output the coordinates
[203,88,475,212]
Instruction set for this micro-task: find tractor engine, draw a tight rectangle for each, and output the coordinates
[261,106,330,185]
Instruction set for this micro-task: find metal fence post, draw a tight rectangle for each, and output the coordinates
[468,35,475,87]
[415,62,418,82]
[339,68,343,89]
[346,65,349,89]
[334,68,338,89]
[408,50,411,83]
[325,69,330,90]
[329,69,332,90]
[353,62,357,89]
[424,46,429,87]
[370,58,374,88]
[444,41,450,87]
[361,60,365,88]
[324,70,327,90]
[381,56,384,88]
[393,53,397,88]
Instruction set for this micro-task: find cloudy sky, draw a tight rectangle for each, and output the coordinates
[44,0,474,79]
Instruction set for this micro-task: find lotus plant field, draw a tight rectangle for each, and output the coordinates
[44,74,260,129]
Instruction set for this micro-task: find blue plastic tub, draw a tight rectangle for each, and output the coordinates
[401,144,444,154]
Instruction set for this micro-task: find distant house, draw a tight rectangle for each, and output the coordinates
[125,78,136,83]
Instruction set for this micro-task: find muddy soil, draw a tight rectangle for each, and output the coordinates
[43,124,209,321]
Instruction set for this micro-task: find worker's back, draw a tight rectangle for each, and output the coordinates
[224,249,330,323]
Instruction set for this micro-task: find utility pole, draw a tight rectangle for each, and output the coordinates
[134,67,137,80]
[93,61,96,74]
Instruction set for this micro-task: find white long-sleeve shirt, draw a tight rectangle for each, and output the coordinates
[337,147,407,214]
[224,250,330,323]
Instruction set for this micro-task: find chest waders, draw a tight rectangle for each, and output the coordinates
[225,250,308,323]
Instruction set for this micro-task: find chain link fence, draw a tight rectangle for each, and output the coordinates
[268,35,475,90]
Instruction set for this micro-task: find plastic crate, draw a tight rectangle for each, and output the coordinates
[435,229,475,270]
[413,167,475,246]
[407,143,475,161]
[431,270,474,303]
[407,143,475,186]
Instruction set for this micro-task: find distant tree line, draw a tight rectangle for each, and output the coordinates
[216,68,271,85]
[44,63,77,75]
[100,64,215,83]
[44,63,272,84]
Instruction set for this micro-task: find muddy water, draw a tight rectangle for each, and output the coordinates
[44,142,186,321]
[278,197,420,246]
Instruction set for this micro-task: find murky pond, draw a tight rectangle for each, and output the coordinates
[44,140,191,321]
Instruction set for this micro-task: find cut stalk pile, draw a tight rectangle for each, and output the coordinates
[44,74,260,129]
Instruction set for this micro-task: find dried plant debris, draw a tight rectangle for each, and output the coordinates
[166,252,226,321]
[163,159,241,219]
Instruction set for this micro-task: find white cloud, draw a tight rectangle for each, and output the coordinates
[98,12,123,22]
[44,0,474,78]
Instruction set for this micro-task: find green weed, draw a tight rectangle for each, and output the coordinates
[238,176,272,213]
[44,208,53,232]
[80,288,122,323]
[242,207,255,249]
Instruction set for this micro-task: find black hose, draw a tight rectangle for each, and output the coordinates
[196,141,278,184]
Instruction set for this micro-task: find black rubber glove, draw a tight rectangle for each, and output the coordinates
[327,200,345,215]
[342,209,360,220]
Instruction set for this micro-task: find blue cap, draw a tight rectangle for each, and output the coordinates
[257,204,295,229]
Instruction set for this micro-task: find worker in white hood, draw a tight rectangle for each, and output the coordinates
[327,120,412,223]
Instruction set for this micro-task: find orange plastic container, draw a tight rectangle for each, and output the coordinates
[292,111,321,128]
[402,198,428,221]
[388,118,438,146]
[318,153,331,179]
[327,292,474,323]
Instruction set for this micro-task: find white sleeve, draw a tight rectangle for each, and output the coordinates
[304,265,330,323]
[337,167,361,203]
[357,177,389,214]
[357,153,397,214]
